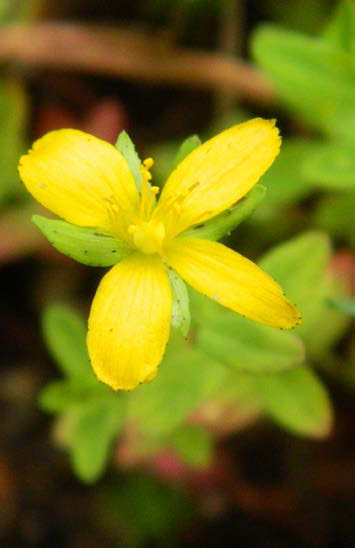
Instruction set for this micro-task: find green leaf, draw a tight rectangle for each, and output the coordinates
[255,365,333,438]
[38,379,113,414]
[128,335,226,436]
[313,191,355,245]
[322,0,355,54]
[258,231,351,358]
[197,314,305,373]
[302,141,355,190]
[300,274,351,359]
[182,184,266,240]
[252,139,317,223]
[191,292,304,373]
[167,268,190,337]
[327,297,355,317]
[38,381,87,413]
[252,25,355,141]
[71,397,125,483]
[259,231,331,315]
[33,215,132,266]
[172,134,201,170]
[168,425,212,467]
[207,368,262,428]
[258,232,347,357]
[42,304,93,381]
[115,130,142,192]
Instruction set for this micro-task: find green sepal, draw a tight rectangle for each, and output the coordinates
[32,215,132,266]
[115,130,143,192]
[172,134,201,169]
[167,268,191,337]
[182,184,266,241]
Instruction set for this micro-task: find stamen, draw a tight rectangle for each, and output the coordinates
[139,158,157,220]
[143,157,154,170]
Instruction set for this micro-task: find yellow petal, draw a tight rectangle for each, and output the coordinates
[167,238,301,328]
[18,129,139,238]
[87,253,171,390]
[154,118,280,238]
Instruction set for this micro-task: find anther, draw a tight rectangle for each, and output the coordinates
[143,158,154,169]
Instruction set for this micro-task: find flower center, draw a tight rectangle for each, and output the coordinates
[128,220,166,255]
[126,157,167,254]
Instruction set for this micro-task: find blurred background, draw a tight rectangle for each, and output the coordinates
[1,1,354,546]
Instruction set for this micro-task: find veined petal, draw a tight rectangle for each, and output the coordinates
[154,118,280,238]
[87,253,172,390]
[18,129,139,238]
[167,238,301,329]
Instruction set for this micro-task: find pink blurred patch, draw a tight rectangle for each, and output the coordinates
[83,98,127,143]
[329,251,355,294]
[151,449,188,481]
[33,104,80,138]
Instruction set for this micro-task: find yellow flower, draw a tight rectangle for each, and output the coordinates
[19,118,301,390]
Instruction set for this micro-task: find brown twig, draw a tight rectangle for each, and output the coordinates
[0,23,276,105]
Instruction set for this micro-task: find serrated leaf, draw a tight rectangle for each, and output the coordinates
[128,335,226,436]
[322,0,355,54]
[33,215,132,266]
[327,297,355,317]
[172,134,201,170]
[168,425,212,467]
[182,184,266,240]
[71,397,125,483]
[252,24,355,141]
[255,365,333,438]
[115,130,142,192]
[302,141,355,190]
[167,268,190,337]
[42,304,94,381]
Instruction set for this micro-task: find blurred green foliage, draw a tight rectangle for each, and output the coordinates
[0,0,350,521]
[104,474,195,547]
[249,1,355,249]
[37,0,355,480]
[40,224,350,482]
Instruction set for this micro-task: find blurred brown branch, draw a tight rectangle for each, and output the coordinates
[0,23,276,105]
